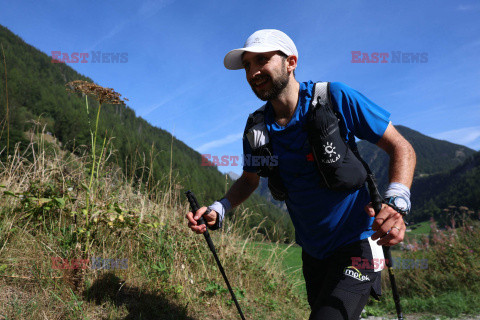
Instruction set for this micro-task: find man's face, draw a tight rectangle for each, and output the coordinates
[241,51,290,101]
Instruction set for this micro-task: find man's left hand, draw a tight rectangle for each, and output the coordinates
[365,203,406,246]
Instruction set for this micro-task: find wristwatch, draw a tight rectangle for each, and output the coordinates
[384,196,410,216]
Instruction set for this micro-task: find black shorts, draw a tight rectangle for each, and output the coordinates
[302,238,384,320]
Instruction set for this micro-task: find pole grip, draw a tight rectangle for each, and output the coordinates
[185,190,215,251]
[367,174,383,215]
[185,190,209,227]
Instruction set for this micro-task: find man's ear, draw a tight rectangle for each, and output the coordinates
[286,55,297,73]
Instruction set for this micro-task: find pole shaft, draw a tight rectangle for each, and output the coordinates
[207,238,246,320]
[186,191,246,320]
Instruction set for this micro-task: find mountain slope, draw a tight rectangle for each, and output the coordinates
[409,151,480,222]
[357,125,475,192]
[0,24,293,241]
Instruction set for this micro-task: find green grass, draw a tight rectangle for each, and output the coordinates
[366,289,480,318]
[405,220,432,243]
[408,221,431,235]
[245,242,306,298]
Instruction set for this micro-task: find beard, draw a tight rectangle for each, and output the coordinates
[250,68,290,101]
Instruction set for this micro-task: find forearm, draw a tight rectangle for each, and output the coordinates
[224,172,259,209]
[207,171,259,228]
[377,123,416,188]
[386,141,416,188]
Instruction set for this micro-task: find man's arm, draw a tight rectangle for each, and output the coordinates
[186,171,260,234]
[366,123,416,246]
[376,123,416,188]
[224,171,260,208]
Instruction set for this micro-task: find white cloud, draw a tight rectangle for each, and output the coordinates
[431,126,480,150]
[196,133,243,153]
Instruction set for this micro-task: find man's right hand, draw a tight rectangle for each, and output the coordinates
[186,206,218,234]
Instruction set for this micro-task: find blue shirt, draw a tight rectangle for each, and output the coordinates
[243,81,391,259]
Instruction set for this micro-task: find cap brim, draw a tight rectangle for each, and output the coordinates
[223,45,280,70]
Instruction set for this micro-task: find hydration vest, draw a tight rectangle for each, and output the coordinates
[243,82,370,201]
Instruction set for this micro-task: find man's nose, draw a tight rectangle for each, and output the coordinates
[247,65,262,81]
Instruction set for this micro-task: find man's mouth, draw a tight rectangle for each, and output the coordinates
[252,77,269,89]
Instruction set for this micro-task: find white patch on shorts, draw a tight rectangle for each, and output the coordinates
[368,237,385,272]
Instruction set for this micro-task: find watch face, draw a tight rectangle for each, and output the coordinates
[393,197,409,211]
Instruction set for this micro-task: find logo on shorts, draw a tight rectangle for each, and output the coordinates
[344,266,370,282]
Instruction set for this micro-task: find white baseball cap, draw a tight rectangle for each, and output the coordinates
[224,29,298,70]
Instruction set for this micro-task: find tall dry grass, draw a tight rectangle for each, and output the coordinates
[0,127,307,319]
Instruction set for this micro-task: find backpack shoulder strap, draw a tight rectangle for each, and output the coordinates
[244,103,269,149]
[311,81,331,110]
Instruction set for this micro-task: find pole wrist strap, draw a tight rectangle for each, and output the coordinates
[208,198,231,230]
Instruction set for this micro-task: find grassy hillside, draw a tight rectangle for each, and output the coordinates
[0,137,307,319]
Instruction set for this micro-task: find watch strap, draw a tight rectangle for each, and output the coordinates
[383,196,409,216]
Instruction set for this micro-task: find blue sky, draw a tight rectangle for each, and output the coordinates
[1,0,479,175]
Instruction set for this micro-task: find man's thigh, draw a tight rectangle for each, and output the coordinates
[309,286,370,320]
[302,238,384,320]
[302,249,330,308]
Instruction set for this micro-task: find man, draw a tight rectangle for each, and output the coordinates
[186,29,416,320]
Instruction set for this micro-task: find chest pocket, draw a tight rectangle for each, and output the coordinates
[306,95,367,191]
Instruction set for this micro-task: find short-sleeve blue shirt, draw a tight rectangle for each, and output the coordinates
[242,81,390,260]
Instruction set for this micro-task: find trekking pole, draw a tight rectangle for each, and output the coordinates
[185,190,246,320]
[366,175,404,320]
